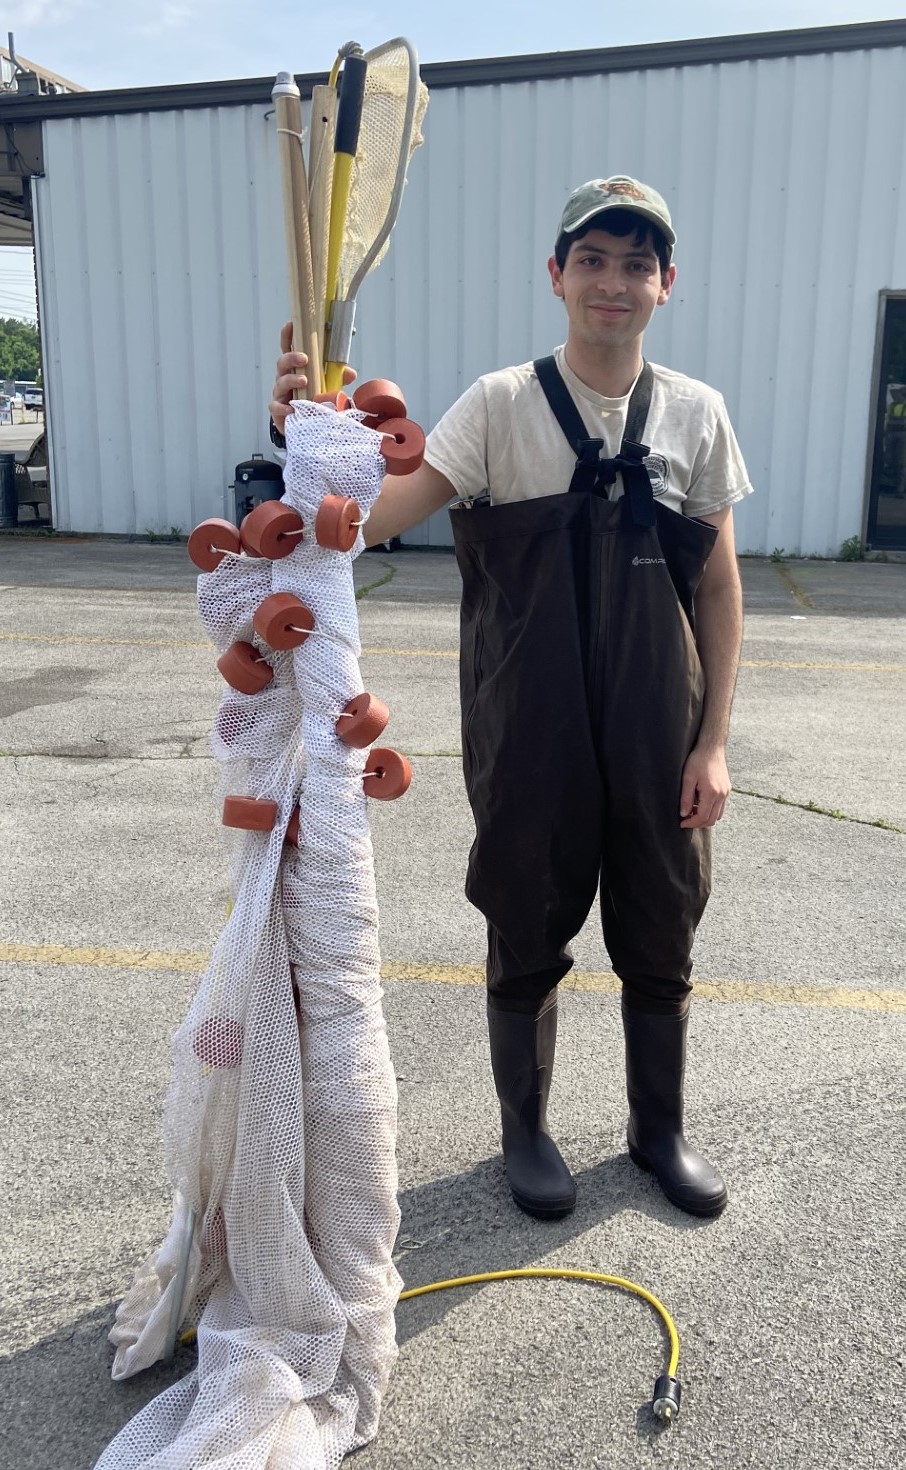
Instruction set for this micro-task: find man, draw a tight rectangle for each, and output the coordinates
[270,176,752,1222]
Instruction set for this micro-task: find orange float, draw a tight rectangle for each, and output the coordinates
[315,495,362,552]
[253,592,315,650]
[239,500,305,560]
[353,378,407,419]
[336,692,390,748]
[217,641,274,695]
[314,390,353,411]
[222,795,279,831]
[377,417,426,476]
[192,1015,244,1068]
[188,518,241,572]
[363,747,412,801]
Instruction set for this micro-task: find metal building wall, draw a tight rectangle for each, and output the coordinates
[34,39,906,553]
[34,103,288,536]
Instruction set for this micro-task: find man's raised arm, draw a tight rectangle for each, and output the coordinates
[269,325,455,548]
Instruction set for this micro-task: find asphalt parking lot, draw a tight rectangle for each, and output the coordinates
[1,537,904,1470]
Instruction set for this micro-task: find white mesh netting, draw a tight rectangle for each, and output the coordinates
[97,403,402,1470]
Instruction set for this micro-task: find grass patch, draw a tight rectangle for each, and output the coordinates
[838,535,864,562]
[356,560,396,600]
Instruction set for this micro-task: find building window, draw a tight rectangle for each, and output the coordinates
[867,294,906,550]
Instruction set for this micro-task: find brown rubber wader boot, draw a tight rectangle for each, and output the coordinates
[487,999,577,1219]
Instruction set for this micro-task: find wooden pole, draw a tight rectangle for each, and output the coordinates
[273,74,321,399]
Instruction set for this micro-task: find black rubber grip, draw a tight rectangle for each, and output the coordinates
[334,55,367,157]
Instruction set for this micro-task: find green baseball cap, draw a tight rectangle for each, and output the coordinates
[556,176,676,254]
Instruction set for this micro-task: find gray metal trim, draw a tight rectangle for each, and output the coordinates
[325,299,356,372]
[1,20,905,124]
[421,20,906,87]
[0,74,294,123]
[30,182,55,526]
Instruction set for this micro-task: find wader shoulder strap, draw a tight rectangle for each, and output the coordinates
[534,355,594,455]
[533,355,656,527]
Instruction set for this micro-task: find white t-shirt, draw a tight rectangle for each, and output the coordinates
[424,346,753,519]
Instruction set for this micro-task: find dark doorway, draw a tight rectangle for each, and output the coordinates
[867,292,906,550]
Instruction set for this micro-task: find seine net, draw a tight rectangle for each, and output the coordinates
[96,404,402,1470]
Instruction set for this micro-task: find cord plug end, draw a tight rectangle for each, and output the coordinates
[652,1374,682,1423]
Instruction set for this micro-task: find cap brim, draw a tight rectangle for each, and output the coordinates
[560,201,676,250]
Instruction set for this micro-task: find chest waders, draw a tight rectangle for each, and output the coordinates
[450,358,728,1219]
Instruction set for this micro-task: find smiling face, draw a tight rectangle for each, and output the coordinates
[548,228,676,355]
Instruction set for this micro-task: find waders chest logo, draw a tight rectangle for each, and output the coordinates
[632,555,666,566]
[643,451,670,497]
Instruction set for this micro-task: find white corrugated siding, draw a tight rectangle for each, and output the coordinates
[34,42,906,552]
[35,104,288,535]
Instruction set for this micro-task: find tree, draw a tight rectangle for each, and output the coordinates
[0,317,41,383]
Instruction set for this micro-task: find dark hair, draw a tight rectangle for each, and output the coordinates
[555,208,672,281]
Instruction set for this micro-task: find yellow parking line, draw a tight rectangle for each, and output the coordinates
[0,942,210,971]
[0,943,903,1013]
[0,631,458,656]
[739,659,906,672]
[0,631,210,649]
[389,961,905,1012]
[362,648,457,658]
[0,630,903,672]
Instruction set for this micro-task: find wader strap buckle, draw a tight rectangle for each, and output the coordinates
[571,436,606,495]
[533,356,658,527]
[618,439,657,528]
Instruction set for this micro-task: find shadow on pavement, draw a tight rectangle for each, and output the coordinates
[0,1302,197,1470]
[394,1152,713,1349]
[3,1151,709,1467]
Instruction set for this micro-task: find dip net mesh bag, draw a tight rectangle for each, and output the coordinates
[96,403,403,1470]
[337,40,429,298]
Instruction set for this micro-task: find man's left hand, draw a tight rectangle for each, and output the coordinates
[679,744,731,829]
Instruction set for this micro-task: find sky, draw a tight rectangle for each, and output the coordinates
[1,1,904,319]
[6,0,906,94]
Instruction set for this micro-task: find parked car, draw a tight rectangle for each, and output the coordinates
[23,387,43,411]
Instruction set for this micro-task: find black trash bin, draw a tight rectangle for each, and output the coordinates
[232,455,284,523]
[0,451,17,529]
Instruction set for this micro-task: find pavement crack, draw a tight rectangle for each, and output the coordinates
[772,560,815,609]
[736,786,904,834]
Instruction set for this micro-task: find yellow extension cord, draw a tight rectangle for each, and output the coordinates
[179,1265,681,1419]
[399,1266,680,1379]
